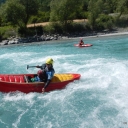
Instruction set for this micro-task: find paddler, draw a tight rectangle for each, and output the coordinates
[36,58,55,93]
[79,38,84,46]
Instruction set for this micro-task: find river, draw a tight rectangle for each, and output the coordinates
[0,35,128,128]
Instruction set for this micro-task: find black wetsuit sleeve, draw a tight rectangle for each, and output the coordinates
[43,80,51,89]
[37,66,42,68]
[41,64,46,70]
[37,64,46,69]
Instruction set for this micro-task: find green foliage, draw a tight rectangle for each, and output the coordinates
[43,23,63,34]
[29,16,38,24]
[0,14,2,26]
[81,11,89,19]
[88,0,104,29]
[2,0,26,27]
[19,0,39,17]
[43,22,86,34]
[37,0,51,11]
[1,0,39,36]
[29,11,50,24]
[115,15,128,27]
[0,26,16,39]
[96,14,114,30]
[1,0,128,38]
[116,0,128,17]
[43,24,55,34]
[82,0,90,11]
[103,0,117,13]
[37,11,50,22]
[67,23,86,32]
[50,0,83,26]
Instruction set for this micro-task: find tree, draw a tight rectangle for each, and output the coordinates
[102,0,117,13]
[116,0,128,17]
[19,0,39,25]
[2,0,25,27]
[88,0,104,30]
[37,0,51,12]
[50,0,83,31]
[1,0,39,35]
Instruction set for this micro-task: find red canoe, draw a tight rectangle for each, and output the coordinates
[74,44,93,47]
[0,73,81,93]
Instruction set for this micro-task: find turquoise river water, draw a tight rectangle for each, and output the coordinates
[0,35,128,128]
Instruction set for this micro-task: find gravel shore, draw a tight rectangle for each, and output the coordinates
[0,27,128,46]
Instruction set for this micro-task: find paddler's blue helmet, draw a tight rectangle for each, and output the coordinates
[46,58,53,65]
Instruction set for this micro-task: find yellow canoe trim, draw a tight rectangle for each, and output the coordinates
[51,74,73,82]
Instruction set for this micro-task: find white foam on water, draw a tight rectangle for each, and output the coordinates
[0,36,128,127]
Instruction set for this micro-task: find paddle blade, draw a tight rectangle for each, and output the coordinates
[27,65,29,69]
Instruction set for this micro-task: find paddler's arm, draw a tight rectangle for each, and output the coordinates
[36,65,42,68]
[42,70,55,93]
[36,64,45,69]
[42,80,51,93]
[44,80,51,88]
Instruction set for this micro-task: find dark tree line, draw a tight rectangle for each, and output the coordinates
[0,0,128,37]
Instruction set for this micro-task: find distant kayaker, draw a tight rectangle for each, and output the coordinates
[79,38,84,46]
[36,58,55,93]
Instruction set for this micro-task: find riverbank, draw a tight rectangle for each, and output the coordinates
[70,29,128,38]
[78,28,128,39]
[0,27,128,46]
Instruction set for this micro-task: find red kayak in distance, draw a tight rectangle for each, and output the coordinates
[74,44,93,47]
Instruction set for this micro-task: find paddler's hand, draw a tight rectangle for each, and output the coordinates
[42,88,45,93]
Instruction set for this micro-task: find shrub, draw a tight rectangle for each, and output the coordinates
[115,16,128,27]
[0,26,17,40]
[43,23,63,34]
[29,11,50,24]
[96,14,114,30]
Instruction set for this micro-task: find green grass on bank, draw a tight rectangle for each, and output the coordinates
[0,26,17,40]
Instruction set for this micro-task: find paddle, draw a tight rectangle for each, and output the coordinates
[27,65,37,69]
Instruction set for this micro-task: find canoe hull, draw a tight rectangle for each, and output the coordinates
[0,73,80,93]
[74,44,93,47]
